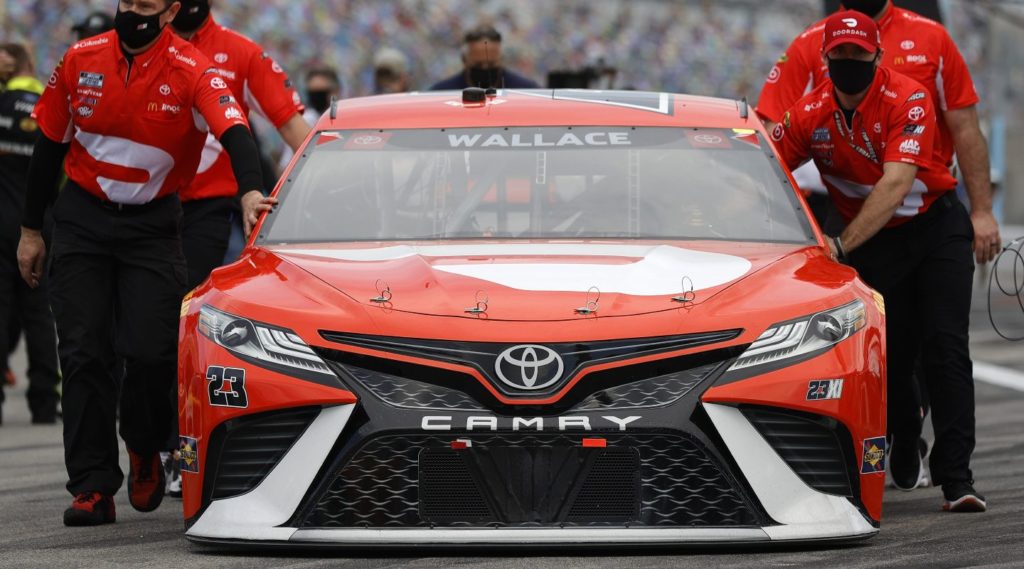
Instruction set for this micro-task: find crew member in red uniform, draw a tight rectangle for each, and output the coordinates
[16,0,273,526]
[171,0,310,289]
[773,11,986,513]
[759,0,1000,264]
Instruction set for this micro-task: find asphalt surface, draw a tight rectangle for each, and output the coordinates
[1,256,1022,569]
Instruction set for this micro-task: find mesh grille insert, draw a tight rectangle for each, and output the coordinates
[742,406,853,496]
[211,407,320,500]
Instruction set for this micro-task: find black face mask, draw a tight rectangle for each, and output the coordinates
[467,65,501,89]
[827,56,878,96]
[115,3,172,50]
[842,0,887,17]
[172,0,210,33]
[307,90,332,114]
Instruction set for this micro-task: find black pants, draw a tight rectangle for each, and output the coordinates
[48,184,186,496]
[847,193,976,486]
[181,197,235,291]
[0,240,60,420]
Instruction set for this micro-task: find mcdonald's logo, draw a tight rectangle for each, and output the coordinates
[893,56,906,65]
[147,102,158,111]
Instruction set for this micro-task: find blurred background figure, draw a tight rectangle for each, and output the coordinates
[429,24,539,90]
[70,11,114,42]
[373,47,411,94]
[0,42,60,426]
[277,66,342,173]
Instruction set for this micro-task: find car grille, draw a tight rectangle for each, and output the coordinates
[742,406,854,497]
[323,353,733,413]
[301,433,761,528]
[207,406,320,500]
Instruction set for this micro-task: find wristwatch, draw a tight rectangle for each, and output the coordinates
[831,235,848,263]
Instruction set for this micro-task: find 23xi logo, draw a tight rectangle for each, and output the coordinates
[206,366,248,408]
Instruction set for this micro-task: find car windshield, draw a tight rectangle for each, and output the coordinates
[259,126,814,244]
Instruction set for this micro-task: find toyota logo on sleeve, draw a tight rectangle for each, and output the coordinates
[494,345,564,391]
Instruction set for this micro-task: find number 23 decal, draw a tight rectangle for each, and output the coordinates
[206,366,248,408]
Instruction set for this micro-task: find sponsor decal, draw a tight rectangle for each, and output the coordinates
[20,117,38,132]
[159,84,171,96]
[218,95,237,105]
[903,124,926,136]
[210,76,228,90]
[78,71,104,88]
[147,102,159,112]
[872,290,886,315]
[900,40,915,50]
[206,366,248,408]
[422,415,642,432]
[899,139,921,155]
[494,345,564,391]
[907,54,928,64]
[224,107,243,120]
[766,65,781,84]
[861,436,887,474]
[161,103,181,114]
[804,100,823,112]
[179,436,199,474]
[908,91,926,102]
[812,127,831,142]
[908,106,926,121]
[76,88,103,99]
[874,122,882,134]
[76,105,94,118]
[73,37,109,50]
[770,122,785,142]
[343,132,392,149]
[883,88,898,99]
[214,52,229,64]
[807,379,844,401]
[271,61,284,74]
[447,131,631,149]
[174,52,198,67]
[47,69,59,88]
[213,68,237,80]
[0,116,12,130]
[894,56,905,65]
[688,132,732,149]
[782,111,791,129]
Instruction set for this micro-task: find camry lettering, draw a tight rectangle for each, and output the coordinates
[422,415,643,431]
[448,132,631,148]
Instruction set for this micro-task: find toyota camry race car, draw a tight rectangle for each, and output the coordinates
[178,88,886,547]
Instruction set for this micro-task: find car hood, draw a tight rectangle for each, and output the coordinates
[266,241,808,322]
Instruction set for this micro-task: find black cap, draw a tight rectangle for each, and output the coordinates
[72,11,115,40]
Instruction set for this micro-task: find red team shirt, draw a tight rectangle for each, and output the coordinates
[32,29,249,204]
[772,67,957,227]
[182,16,304,202]
[758,2,978,165]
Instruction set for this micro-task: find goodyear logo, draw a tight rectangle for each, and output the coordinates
[861,436,886,474]
[179,436,199,474]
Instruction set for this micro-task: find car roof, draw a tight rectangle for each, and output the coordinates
[315,89,757,131]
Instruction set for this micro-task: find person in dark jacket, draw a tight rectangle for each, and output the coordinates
[429,25,539,90]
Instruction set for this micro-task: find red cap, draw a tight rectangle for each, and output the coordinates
[822,10,881,55]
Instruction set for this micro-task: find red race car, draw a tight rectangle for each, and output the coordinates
[179,88,886,547]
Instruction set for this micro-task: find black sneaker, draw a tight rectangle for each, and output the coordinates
[64,492,116,526]
[942,481,987,513]
[889,435,925,491]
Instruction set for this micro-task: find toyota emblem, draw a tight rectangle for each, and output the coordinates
[494,345,564,391]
